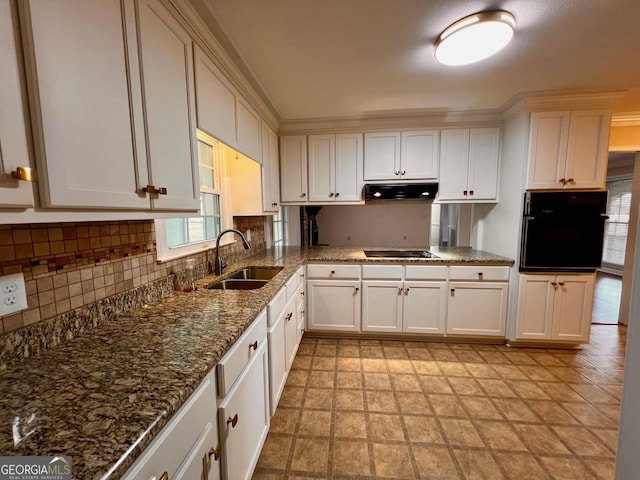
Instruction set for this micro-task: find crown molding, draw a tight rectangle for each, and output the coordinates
[520,91,626,112]
[611,114,640,126]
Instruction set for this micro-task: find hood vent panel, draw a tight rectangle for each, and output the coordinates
[364,183,438,202]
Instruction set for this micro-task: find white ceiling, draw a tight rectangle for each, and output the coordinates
[192,0,640,123]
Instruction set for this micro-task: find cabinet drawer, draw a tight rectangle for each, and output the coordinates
[449,265,509,281]
[217,310,268,397]
[306,264,361,279]
[267,287,287,327]
[122,374,214,480]
[362,264,403,280]
[404,265,448,280]
[174,421,219,480]
[285,267,303,300]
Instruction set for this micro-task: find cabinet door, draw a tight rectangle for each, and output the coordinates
[219,341,270,480]
[363,132,401,181]
[280,135,307,203]
[267,310,287,415]
[403,281,446,334]
[0,0,34,208]
[137,0,199,211]
[565,110,609,189]
[551,274,595,342]
[284,295,299,370]
[527,112,570,189]
[438,129,470,201]
[20,0,149,209]
[236,96,262,163]
[194,46,236,147]
[515,274,555,340]
[335,133,363,201]
[307,280,361,332]
[308,134,335,202]
[446,282,508,336]
[261,122,279,212]
[362,281,403,333]
[467,128,500,201]
[174,421,220,480]
[401,130,439,180]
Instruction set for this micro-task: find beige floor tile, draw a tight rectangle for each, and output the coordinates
[412,444,460,479]
[391,373,422,391]
[519,365,559,382]
[493,364,529,380]
[314,344,337,356]
[311,356,336,371]
[280,386,305,408]
[538,457,597,480]
[508,380,552,400]
[298,409,332,436]
[368,413,406,441]
[429,394,467,417]
[332,439,371,476]
[582,458,616,480]
[464,363,499,378]
[526,400,579,425]
[437,361,471,377]
[476,379,517,398]
[335,389,365,410]
[397,391,432,414]
[251,469,284,480]
[372,443,415,478]
[256,432,293,469]
[493,452,551,480]
[290,355,312,370]
[439,418,485,447]
[337,344,361,357]
[286,369,310,387]
[404,415,445,444]
[364,372,392,390]
[561,402,618,427]
[269,407,299,434]
[304,388,333,410]
[412,360,443,375]
[478,351,511,365]
[538,382,588,402]
[361,345,385,358]
[474,420,527,451]
[533,352,566,366]
[362,358,388,372]
[431,349,459,361]
[308,370,335,388]
[336,357,361,371]
[512,424,571,455]
[588,427,618,453]
[387,359,415,373]
[501,351,539,366]
[384,345,410,359]
[334,411,367,438]
[406,348,434,360]
[448,376,484,396]
[453,448,505,479]
[336,371,363,389]
[421,376,453,394]
[552,426,614,457]
[290,437,329,473]
[492,398,539,422]
[296,343,315,355]
[366,389,398,412]
[455,350,486,363]
[459,396,503,419]
[360,339,382,346]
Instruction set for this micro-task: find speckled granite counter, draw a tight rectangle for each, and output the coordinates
[0,246,512,478]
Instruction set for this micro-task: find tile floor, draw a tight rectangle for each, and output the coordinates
[253,324,626,479]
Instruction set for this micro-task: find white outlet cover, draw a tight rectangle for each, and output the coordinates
[0,272,28,316]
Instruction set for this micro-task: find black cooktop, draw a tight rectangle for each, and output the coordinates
[363,250,438,259]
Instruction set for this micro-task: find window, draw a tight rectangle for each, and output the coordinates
[155,131,232,261]
[602,177,633,274]
[272,209,284,247]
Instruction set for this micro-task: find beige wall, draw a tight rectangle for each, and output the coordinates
[609,125,640,151]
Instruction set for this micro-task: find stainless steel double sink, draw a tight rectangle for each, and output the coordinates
[206,266,283,290]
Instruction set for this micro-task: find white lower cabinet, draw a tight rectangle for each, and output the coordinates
[515,273,595,343]
[307,280,361,332]
[217,312,270,480]
[362,280,403,333]
[403,281,448,334]
[267,298,288,415]
[446,282,508,336]
[122,371,220,480]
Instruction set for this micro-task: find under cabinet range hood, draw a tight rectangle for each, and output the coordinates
[363,183,438,202]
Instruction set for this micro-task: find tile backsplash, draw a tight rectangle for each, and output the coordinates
[0,217,266,359]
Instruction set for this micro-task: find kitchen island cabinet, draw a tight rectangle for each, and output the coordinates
[18,0,199,211]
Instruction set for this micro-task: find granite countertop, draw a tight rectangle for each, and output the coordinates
[0,246,512,478]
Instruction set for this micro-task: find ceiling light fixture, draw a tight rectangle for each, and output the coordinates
[435,10,515,66]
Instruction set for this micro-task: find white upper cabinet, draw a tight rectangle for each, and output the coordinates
[19,0,198,211]
[137,0,199,211]
[438,127,500,202]
[0,0,35,208]
[261,121,280,213]
[280,135,308,203]
[364,130,438,181]
[194,45,237,147]
[235,97,262,163]
[308,133,363,203]
[527,110,609,190]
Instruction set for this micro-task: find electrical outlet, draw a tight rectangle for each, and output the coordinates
[0,273,28,316]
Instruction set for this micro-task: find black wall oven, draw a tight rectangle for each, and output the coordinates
[520,191,608,272]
